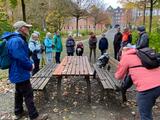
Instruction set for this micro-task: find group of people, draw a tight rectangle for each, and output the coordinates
[114,26,160,120]
[28,31,63,76]
[2,19,160,120]
[88,32,109,62]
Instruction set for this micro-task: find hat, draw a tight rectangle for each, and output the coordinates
[34,31,40,36]
[13,21,32,30]
[137,26,145,32]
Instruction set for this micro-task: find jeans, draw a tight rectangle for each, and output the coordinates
[137,86,160,120]
[15,80,38,119]
[89,48,96,62]
[46,52,53,64]
[55,52,61,63]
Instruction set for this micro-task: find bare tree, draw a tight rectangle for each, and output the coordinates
[89,0,110,32]
[69,0,93,36]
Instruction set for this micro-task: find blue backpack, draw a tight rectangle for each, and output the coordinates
[0,33,16,69]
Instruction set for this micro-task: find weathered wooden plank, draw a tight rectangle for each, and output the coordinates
[39,78,50,90]
[75,56,80,75]
[84,56,93,75]
[53,56,68,76]
[66,57,74,75]
[82,56,88,75]
[80,56,84,75]
[62,57,71,75]
[71,57,77,75]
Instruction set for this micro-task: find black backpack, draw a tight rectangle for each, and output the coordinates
[136,47,160,69]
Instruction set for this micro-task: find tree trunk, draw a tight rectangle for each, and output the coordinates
[149,0,153,33]
[94,22,96,33]
[76,16,79,37]
[21,0,26,22]
[143,1,146,26]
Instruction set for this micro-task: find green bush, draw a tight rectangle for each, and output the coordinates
[0,20,13,36]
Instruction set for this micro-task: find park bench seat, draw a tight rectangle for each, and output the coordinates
[30,63,57,91]
[93,56,120,100]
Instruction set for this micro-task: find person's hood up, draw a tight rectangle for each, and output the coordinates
[0,32,20,40]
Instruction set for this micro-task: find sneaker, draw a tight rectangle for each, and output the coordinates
[31,114,48,120]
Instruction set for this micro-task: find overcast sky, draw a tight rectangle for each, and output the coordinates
[104,0,122,8]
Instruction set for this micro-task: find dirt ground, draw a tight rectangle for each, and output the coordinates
[0,29,160,120]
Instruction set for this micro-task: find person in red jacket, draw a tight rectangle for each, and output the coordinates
[121,27,132,47]
[115,47,160,120]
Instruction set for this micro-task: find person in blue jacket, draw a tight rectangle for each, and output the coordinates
[2,21,48,120]
[44,32,53,64]
[99,33,108,55]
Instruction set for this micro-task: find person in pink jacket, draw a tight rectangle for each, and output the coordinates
[115,47,160,120]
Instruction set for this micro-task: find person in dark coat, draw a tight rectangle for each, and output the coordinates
[113,27,122,59]
[99,33,108,55]
[89,32,97,62]
[136,25,149,49]
[66,34,75,56]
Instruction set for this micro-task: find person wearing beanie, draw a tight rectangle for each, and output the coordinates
[136,25,149,49]
[1,21,48,120]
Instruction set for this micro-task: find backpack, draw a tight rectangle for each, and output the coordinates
[0,38,12,69]
[136,47,160,69]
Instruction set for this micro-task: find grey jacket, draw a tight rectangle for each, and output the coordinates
[136,32,149,49]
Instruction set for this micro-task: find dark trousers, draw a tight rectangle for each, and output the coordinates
[100,49,106,55]
[114,46,120,60]
[89,48,96,62]
[55,52,61,63]
[32,59,40,76]
[121,75,133,102]
[67,52,74,56]
[137,86,160,120]
[15,80,38,119]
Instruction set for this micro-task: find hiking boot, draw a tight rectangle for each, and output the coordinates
[31,114,48,120]
[14,111,26,120]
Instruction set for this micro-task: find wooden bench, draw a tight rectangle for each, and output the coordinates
[30,63,57,100]
[93,56,120,100]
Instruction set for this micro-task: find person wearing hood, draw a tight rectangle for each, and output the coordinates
[44,32,54,64]
[99,33,108,55]
[2,21,48,120]
[89,32,97,62]
[136,26,149,49]
[53,31,63,63]
[66,34,75,56]
[28,32,42,75]
[115,47,160,120]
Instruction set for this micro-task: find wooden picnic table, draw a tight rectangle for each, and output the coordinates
[53,56,93,102]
